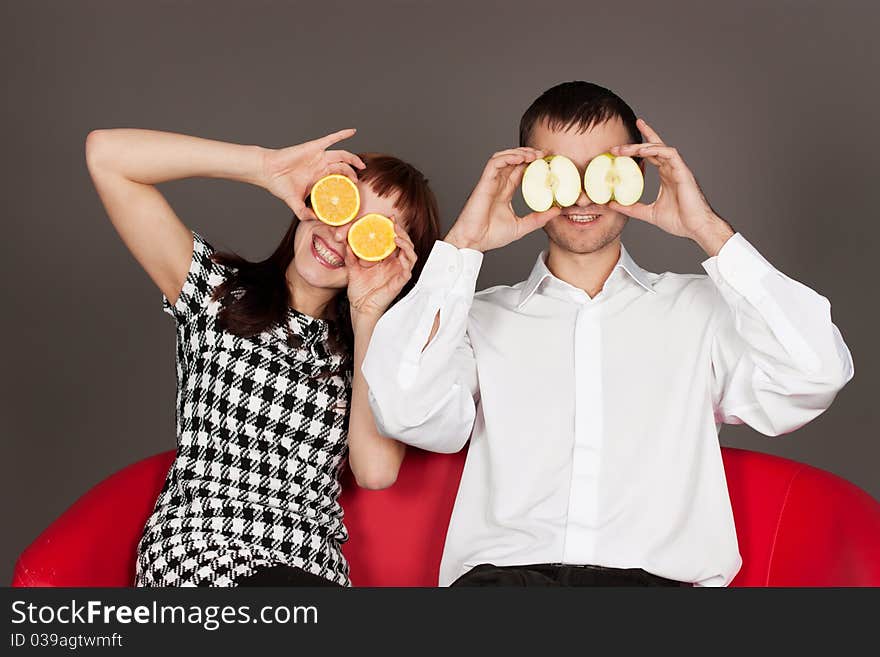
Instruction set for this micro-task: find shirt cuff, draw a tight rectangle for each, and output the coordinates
[701,233,777,305]
[415,239,484,294]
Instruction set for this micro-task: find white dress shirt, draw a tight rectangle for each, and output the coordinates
[362,233,854,587]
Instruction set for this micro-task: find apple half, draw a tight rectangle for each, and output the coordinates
[583,154,644,206]
[521,155,581,212]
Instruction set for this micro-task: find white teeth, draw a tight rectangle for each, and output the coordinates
[313,237,343,267]
[568,214,600,223]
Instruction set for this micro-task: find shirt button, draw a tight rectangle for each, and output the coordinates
[448,265,456,273]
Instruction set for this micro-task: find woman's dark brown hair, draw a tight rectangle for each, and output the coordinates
[209,153,441,369]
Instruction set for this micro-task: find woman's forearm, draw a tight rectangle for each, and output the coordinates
[85,128,267,187]
[85,129,270,304]
[347,313,406,490]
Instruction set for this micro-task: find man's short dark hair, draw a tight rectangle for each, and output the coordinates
[519,81,641,148]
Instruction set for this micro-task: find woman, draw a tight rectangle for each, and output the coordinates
[85,127,441,586]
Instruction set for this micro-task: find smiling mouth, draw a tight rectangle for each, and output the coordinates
[565,213,601,224]
[311,235,344,268]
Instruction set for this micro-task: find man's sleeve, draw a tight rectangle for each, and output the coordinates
[362,240,482,453]
[703,233,854,436]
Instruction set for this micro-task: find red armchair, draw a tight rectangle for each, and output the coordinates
[12,447,880,587]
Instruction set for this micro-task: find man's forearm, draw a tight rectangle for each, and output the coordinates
[444,225,483,252]
[360,242,481,453]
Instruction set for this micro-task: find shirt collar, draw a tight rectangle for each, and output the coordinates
[618,244,656,295]
[516,243,656,309]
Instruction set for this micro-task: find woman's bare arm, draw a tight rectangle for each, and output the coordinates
[85,127,363,305]
[347,312,407,489]
[84,129,266,304]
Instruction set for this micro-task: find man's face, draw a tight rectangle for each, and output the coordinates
[529,117,635,255]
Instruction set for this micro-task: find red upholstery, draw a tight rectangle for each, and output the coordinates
[12,447,880,587]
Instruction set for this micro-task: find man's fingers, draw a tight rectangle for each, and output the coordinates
[608,200,655,224]
[489,153,527,169]
[517,206,562,237]
[475,148,545,194]
[612,143,677,160]
[609,144,664,168]
[636,118,664,145]
[486,147,545,171]
[482,153,534,186]
[488,148,549,192]
[499,162,529,205]
[611,144,689,177]
[490,147,544,160]
[506,161,529,190]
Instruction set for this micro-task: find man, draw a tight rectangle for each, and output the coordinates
[362,81,854,587]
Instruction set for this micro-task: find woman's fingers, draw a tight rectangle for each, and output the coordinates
[386,217,416,271]
[319,161,360,183]
[345,244,378,270]
[390,217,414,247]
[395,235,417,272]
[343,242,360,269]
[325,149,366,170]
[315,128,357,150]
[289,196,317,222]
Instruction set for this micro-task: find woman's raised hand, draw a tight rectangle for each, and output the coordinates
[346,220,418,321]
[261,128,366,221]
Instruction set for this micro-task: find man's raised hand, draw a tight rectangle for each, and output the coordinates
[608,119,733,254]
[445,148,562,252]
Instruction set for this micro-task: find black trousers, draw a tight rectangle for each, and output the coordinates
[233,564,341,587]
[451,563,692,587]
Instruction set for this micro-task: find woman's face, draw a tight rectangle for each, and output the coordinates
[290,181,403,291]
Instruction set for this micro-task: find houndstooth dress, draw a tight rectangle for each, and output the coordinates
[136,232,353,587]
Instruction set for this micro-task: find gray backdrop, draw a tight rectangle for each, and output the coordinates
[2,0,878,585]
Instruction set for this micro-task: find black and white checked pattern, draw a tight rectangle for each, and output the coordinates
[136,232,352,587]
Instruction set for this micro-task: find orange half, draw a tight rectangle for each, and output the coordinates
[347,213,397,261]
[310,174,360,225]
